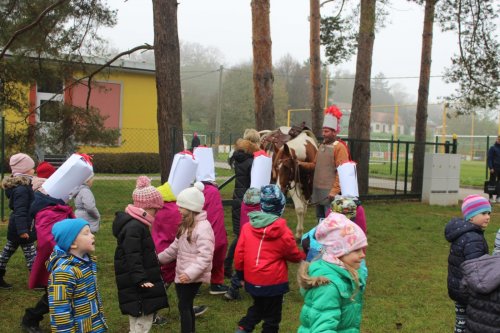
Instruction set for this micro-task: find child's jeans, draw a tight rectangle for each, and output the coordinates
[238,294,283,333]
[128,313,154,333]
[454,302,467,333]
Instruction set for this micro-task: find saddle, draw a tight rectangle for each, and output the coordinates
[261,129,290,150]
[289,123,311,138]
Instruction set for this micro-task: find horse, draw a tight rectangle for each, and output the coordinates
[270,131,318,239]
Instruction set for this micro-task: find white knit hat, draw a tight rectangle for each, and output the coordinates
[176,182,205,212]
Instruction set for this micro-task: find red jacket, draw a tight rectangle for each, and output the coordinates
[235,214,305,296]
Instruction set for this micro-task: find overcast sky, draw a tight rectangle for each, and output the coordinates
[100,0,460,103]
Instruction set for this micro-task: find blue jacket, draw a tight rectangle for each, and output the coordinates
[47,246,107,332]
[487,143,500,170]
[445,217,489,304]
[2,175,35,244]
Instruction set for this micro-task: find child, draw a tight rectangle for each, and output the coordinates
[70,174,101,233]
[113,176,167,333]
[158,182,215,333]
[460,228,500,333]
[234,184,305,333]
[47,218,107,332]
[0,153,36,289]
[21,190,75,332]
[297,213,368,333]
[32,161,56,192]
[445,194,491,333]
[225,187,261,301]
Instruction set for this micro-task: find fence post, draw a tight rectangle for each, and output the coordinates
[404,142,409,194]
[390,135,393,175]
[486,135,490,179]
[394,140,400,194]
[452,134,457,154]
[434,135,438,153]
[445,140,450,154]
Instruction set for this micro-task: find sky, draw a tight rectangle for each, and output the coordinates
[100,0,460,103]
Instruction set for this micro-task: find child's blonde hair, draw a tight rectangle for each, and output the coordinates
[176,210,198,243]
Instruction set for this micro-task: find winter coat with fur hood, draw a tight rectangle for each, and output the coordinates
[461,254,500,333]
[445,217,489,305]
[229,138,259,235]
[2,175,35,244]
[158,210,215,284]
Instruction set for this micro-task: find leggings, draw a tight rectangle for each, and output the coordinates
[176,282,202,333]
[0,239,36,271]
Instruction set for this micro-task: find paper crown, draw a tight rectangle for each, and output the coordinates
[323,105,342,131]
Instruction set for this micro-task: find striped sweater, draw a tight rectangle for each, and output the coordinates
[47,246,107,332]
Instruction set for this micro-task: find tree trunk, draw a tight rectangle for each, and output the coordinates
[310,0,322,137]
[251,0,275,131]
[411,0,435,194]
[348,0,376,195]
[152,0,184,183]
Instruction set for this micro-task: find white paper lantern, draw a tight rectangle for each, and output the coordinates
[337,161,359,198]
[193,146,215,182]
[167,151,198,197]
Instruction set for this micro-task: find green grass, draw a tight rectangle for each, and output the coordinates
[1,180,499,332]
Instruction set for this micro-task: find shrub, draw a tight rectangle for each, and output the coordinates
[90,153,160,174]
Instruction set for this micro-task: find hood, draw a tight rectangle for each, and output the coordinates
[462,254,500,294]
[68,184,87,200]
[157,182,176,202]
[248,212,284,239]
[231,150,254,164]
[2,175,31,190]
[112,211,135,238]
[445,217,482,242]
[306,260,364,293]
[46,245,88,273]
[30,191,66,219]
[234,138,260,155]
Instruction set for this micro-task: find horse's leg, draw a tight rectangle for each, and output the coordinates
[290,186,305,240]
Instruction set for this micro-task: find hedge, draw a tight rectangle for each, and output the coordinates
[90,153,160,174]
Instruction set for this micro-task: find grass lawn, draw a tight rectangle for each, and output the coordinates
[1,179,499,332]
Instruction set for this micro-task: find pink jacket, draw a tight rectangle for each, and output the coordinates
[152,202,182,284]
[239,202,261,230]
[158,211,215,284]
[202,183,227,248]
[29,205,75,289]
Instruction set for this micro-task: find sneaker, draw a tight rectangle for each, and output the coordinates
[20,323,43,333]
[193,305,208,317]
[209,284,229,295]
[0,278,13,289]
[224,287,241,301]
[152,314,168,326]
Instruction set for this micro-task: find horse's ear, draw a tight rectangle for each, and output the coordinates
[283,144,290,156]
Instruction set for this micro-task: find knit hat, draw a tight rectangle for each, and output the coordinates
[331,195,357,220]
[493,228,500,256]
[243,128,261,144]
[132,176,164,210]
[243,187,261,205]
[52,218,89,252]
[260,184,286,216]
[10,153,35,175]
[461,195,491,221]
[157,181,176,203]
[176,182,205,213]
[36,161,56,178]
[315,212,367,266]
[323,105,342,132]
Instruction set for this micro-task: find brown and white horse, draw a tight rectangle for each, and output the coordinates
[271,131,318,239]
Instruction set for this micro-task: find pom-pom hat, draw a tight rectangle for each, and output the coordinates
[36,161,56,179]
[133,176,164,209]
[177,182,205,213]
[52,218,89,252]
[461,194,491,222]
[260,184,286,216]
[315,212,367,266]
[323,105,342,132]
[331,195,358,220]
[10,153,35,175]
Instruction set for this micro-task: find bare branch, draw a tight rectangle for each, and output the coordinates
[0,0,70,59]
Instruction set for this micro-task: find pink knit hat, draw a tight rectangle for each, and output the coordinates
[315,212,367,266]
[10,153,35,175]
[132,176,163,209]
[461,194,491,221]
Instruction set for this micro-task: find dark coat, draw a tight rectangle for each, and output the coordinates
[2,176,35,244]
[112,212,168,317]
[487,142,500,170]
[229,139,259,236]
[461,254,500,333]
[445,217,489,305]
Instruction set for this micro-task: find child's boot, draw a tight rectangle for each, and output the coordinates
[0,269,12,289]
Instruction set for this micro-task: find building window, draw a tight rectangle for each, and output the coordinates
[36,79,63,123]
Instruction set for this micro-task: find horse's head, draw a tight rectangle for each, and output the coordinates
[274,144,297,195]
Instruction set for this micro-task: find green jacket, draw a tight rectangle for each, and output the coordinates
[298,260,367,333]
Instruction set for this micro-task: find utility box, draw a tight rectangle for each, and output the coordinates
[422,153,461,206]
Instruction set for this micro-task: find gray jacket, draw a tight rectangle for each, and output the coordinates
[70,184,100,233]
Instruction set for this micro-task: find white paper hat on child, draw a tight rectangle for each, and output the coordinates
[176,182,205,213]
[323,105,342,132]
[193,146,215,182]
[315,212,367,267]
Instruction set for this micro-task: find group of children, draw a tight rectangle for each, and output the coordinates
[2,151,499,333]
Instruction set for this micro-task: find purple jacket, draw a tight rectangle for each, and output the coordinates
[202,183,227,248]
[152,202,182,284]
